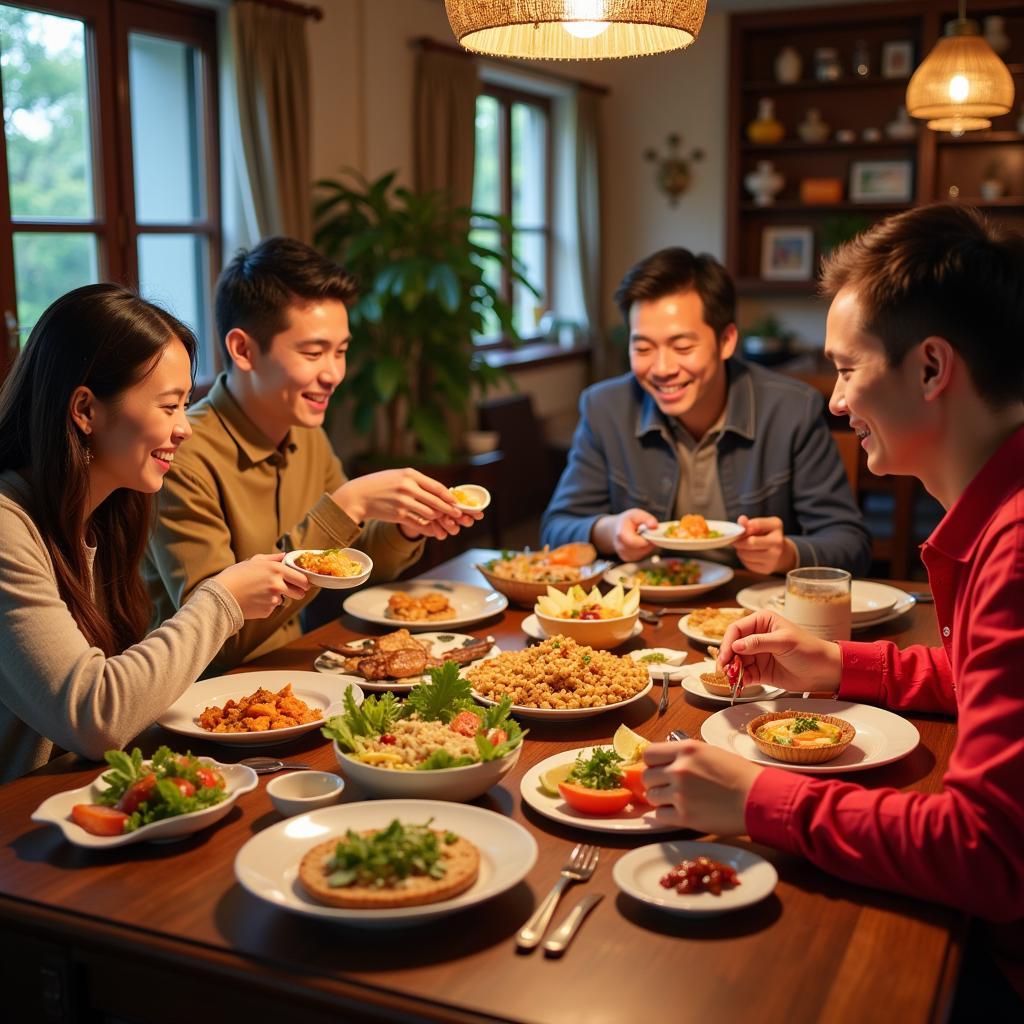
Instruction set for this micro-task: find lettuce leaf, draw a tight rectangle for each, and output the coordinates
[322,687,400,752]
[401,661,476,724]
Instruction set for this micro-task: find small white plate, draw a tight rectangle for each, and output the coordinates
[677,607,752,647]
[233,799,537,927]
[628,648,687,682]
[473,678,653,721]
[677,660,786,704]
[736,581,915,630]
[343,580,508,631]
[604,558,734,602]
[157,671,364,747]
[31,758,258,848]
[520,746,679,832]
[521,613,644,643]
[284,548,372,590]
[613,840,778,916]
[315,631,501,692]
[700,697,921,773]
[449,484,491,512]
[639,519,745,552]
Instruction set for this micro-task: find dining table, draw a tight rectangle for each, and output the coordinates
[1,548,963,1024]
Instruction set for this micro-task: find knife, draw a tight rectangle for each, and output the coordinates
[542,893,604,956]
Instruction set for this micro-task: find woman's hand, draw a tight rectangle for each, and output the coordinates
[592,508,658,562]
[215,552,308,619]
[732,515,797,575]
[642,740,763,835]
[718,610,842,694]
[332,469,480,541]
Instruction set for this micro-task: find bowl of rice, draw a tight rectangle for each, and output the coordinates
[285,548,373,590]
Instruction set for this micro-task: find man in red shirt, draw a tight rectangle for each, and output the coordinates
[643,204,1024,931]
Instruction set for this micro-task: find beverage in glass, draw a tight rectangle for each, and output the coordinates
[784,567,852,642]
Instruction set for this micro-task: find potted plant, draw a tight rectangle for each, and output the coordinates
[740,316,796,366]
[314,170,532,463]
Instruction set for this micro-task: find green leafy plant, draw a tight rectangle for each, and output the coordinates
[742,316,794,344]
[314,170,535,463]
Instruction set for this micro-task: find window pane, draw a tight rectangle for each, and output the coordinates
[13,231,98,336]
[1,7,95,219]
[512,230,546,337]
[129,33,203,223]
[137,233,210,372]
[472,94,501,216]
[511,102,546,228]
[469,226,502,340]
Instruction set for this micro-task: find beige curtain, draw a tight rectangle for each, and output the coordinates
[574,89,604,376]
[229,0,312,242]
[413,48,480,208]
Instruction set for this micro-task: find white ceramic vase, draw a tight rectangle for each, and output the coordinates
[774,46,802,84]
[744,160,785,206]
[886,105,918,141]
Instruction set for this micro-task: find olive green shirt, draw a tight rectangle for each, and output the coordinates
[143,375,424,670]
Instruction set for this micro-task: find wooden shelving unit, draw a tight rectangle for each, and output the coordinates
[727,0,1024,290]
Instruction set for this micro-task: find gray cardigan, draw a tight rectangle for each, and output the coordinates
[541,361,872,575]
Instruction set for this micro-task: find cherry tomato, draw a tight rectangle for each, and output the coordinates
[557,781,633,815]
[195,767,225,790]
[379,734,397,745]
[71,804,130,836]
[449,710,482,737]
[486,728,508,746]
[620,763,649,805]
[116,773,157,815]
[167,778,196,799]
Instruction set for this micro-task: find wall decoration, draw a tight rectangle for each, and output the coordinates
[644,133,705,205]
[881,40,914,79]
[761,226,814,280]
[849,159,914,202]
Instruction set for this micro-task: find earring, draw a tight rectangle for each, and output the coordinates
[83,441,92,465]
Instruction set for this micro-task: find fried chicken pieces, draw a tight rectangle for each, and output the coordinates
[332,629,493,682]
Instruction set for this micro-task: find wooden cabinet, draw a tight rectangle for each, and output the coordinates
[728,1,1024,295]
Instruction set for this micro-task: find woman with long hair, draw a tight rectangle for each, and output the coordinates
[0,284,308,781]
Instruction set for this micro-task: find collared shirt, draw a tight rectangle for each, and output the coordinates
[746,423,1024,922]
[541,360,870,574]
[143,374,424,670]
[672,404,728,523]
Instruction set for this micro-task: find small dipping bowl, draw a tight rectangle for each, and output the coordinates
[266,771,345,817]
[450,484,491,512]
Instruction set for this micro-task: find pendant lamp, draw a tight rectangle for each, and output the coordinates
[906,1,1014,133]
[444,1,708,61]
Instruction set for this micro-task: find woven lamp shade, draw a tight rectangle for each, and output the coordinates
[444,1,707,61]
[906,19,1015,132]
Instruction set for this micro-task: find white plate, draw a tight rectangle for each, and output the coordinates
[31,758,258,848]
[157,671,364,747]
[283,548,372,590]
[604,557,734,602]
[628,647,688,681]
[314,632,501,692]
[613,840,778,916]
[521,613,644,643]
[343,580,508,631]
[677,660,787,704]
[520,746,680,833]
[700,697,920,773]
[678,607,752,647]
[735,581,916,629]
[233,799,537,927]
[639,519,745,552]
[473,677,653,721]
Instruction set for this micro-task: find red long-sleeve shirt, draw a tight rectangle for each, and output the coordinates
[745,425,1024,922]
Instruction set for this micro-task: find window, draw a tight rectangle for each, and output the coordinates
[0,0,220,378]
[472,85,551,343]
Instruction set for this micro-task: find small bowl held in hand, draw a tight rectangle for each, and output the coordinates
[450,484,491,512]
[266,771,345,817]
[284,548,373,590]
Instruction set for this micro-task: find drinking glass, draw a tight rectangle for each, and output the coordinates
[784,567,852,642]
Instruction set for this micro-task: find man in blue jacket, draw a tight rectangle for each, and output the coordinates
[541,248,870,575]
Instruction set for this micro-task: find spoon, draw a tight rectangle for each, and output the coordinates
[239,757,313,775]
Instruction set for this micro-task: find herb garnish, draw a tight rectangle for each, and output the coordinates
[567,748,625,790]
[791,716,820,735]
[640,652,668,664]
[325,819,451,888]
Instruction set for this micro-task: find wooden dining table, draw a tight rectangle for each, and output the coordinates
[1,549,963,1024]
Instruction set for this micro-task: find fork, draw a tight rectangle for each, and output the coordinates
[516,843,599,950]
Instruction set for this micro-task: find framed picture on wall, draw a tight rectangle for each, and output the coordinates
[881,40,914,79]
[850,159,914,202]
[761,226,814,280]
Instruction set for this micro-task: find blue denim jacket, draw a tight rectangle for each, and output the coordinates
[541,360,872,575]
